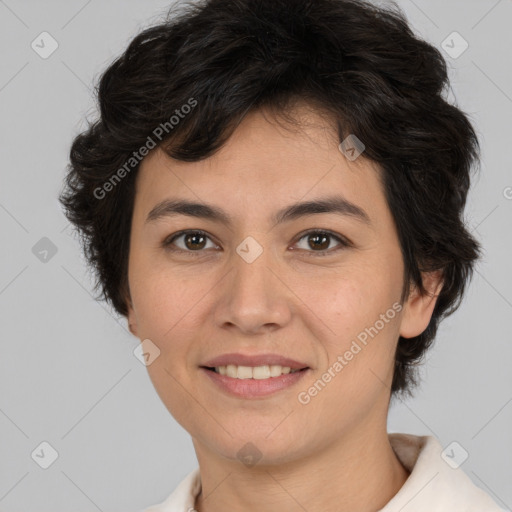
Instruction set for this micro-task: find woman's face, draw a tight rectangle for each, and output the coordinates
[126,105,440,465]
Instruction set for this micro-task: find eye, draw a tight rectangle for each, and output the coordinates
[162,230,219,254]
[292,229,351,256]
[162,229,351,257]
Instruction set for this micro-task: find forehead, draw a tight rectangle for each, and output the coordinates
[133,105,387,227]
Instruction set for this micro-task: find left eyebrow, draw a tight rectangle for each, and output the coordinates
[145,195,372,227]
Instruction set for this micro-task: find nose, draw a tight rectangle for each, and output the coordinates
[213,239,293,335]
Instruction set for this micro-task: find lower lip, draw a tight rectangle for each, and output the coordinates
[200,367,310,398]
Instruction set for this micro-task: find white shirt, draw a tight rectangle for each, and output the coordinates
[141,432,506,512]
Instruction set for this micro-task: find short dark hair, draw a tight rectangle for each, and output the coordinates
[59,0,481,400]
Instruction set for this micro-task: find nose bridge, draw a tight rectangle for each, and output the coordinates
[215,234,291,332]
[234,236,273,294]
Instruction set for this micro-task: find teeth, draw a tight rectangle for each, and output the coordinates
[215,364,303,379]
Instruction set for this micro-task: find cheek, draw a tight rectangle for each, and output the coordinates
[300,265,387,331]
[130,259,202,338]
[130,266,206,421]
[304,263,401,377]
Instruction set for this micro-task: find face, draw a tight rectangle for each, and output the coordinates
[126,104,441,466]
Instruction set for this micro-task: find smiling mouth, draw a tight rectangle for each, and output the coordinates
[202,365,309,379]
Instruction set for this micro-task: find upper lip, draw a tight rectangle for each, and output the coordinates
[201,353,310,370]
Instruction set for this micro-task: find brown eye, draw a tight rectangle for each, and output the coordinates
[294,230,350,256]
[307,233,330,250]
[163,230,218,253]
[183,232,207,250]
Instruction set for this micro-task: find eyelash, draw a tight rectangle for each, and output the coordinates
[162,229,351,257]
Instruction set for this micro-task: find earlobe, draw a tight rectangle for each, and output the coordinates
[399,270,444,339]
[128,321,138,337]
[125,296,139,337]
[128,314,138,337]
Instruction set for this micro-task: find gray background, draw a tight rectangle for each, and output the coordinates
[0,0,511,510]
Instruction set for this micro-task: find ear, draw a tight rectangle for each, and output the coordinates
[399,269,444,339]
[125,293,139,338]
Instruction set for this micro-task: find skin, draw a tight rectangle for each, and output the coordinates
[126,103,443,512]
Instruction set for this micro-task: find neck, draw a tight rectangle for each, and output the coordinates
[193,425,410,512]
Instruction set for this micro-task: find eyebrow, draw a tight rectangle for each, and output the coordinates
[145,195,371,227]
